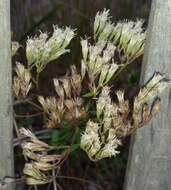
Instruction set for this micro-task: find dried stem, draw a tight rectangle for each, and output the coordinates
[55,176,103,190]
[52,161,58,190]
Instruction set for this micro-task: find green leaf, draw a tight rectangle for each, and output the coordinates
[71,144,80,152]
[83,91,96,98]
[129,72,140,86]
[51,130,60,145]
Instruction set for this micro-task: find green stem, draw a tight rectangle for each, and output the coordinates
[50,145,70,150]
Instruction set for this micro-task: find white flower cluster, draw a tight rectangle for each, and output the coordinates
[96,129,120,159]
[81,87,121,161]
[117,20,145,59]
[94,9,112,40]
[80,9,146,96]
[26,26,75,73]
[81,39,118,93]
[81,72,169,160]
[94,9,145,60]
[80,121,101,158]
[80,120,120,161]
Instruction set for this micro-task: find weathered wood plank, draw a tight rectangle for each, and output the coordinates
[0,0,14,190]
[124,0,171,190]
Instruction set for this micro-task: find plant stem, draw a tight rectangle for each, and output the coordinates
[36,72,40,90]
[14,112,43,118]
[26,99,43,111]
[113,52,144,81]
[55,176,103,190]
[52,161,58,190]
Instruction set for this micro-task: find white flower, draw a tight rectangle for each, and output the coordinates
[104,62,118,84]
[97,138,120,159]
[98,22,114,41]
[81,39,89,61]
[117,20,145,58]
[102,43,116,64]
[80,121,101,158]
[26,26,75,73]
[98,65,110,87]
[96,86,111,118]
[94,9,110,38]
[96,129,120,159]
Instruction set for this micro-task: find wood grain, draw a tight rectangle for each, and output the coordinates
[0,0,14,190]
[124,0,171,190]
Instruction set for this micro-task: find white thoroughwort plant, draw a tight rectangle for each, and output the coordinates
[12,9,169,185]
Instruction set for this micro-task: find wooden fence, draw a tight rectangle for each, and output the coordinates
[124,0,171,189]
[0,0,14,190]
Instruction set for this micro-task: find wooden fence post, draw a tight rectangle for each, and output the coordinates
[0,0,14,190]
[124,0,171,190]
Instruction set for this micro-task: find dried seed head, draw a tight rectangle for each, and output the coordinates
[60,78,71,98]
[38,96,64,128]
[22,142,49,152]
[38,154,62,163]
[12,41,20,56]
[33,162,54,171]
[24,163,51,185]
[71,66,82,96]
[53,79,65,100]
[151,98,161,117]
[20,128,63,185]
[20,128,37,139]
[13,62,32,98]
[134,72,168,110]
[64,97,85,122]
[116,90,124,103]
[116,90,129,118]
[141,103,151,123]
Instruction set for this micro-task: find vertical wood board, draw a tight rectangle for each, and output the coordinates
[124,0,171,190]
[0,0,14,189]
